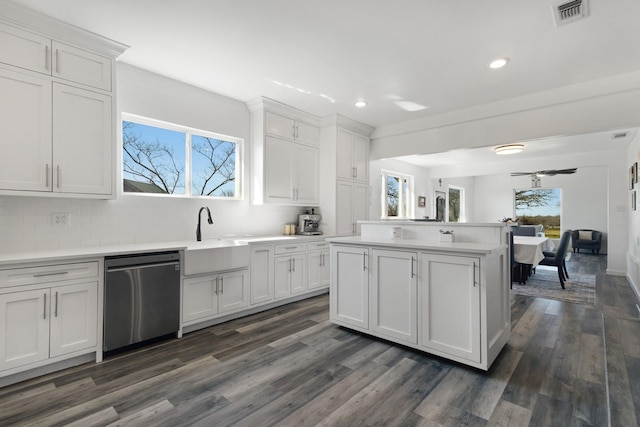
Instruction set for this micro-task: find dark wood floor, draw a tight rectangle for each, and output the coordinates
[1,252,638,426]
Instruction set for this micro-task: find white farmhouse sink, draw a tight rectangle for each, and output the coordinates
[183,239,250,276]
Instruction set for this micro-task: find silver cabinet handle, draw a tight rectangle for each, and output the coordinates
[220,276,224,294]
[292,122,296,138]
[55,48,59,73]
[43,293,47,319]
[45,45,49,71]
[292,258,296,272]
[352,166,356,178]
[56,165,60,188]
[363,252,367,271]
[294,124,299,138]
[411,256,415,278]
[214,277,219,295]
[34,271,68,278]
[289,258,292,272]
[285,246,297,250]
[320,253,324,266]
[55,291,58,317]
[45,164,49,188]
[354,166,358,178]
[473,262,477,287]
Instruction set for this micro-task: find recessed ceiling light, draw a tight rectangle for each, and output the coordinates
[489,57,510,69]
[494,143,524,155]
[354,100,368,108]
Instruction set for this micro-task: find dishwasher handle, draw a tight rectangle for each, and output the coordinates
[106,261,179,273]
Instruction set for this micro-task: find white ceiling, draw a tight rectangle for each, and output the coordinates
[8,0,640,130]
[7,0,640,171]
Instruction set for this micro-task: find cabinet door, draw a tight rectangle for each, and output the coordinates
[308,250,330,290]
[264,136,294,203]
[290,254,306,294]
[265,111,295,140]
[52,41,112,90]
[0,289,50,371]
[336,181,355,236]
[274,256,292,299]
[49,282,98,358]
[294,120,319,146]
[250,246,274,305]
[219,270,249,314]
[331,245,369,328]
[0,22,50,74]
[352,183,369,235]
[53,83,112,195]
[371,249,417,343]
[419,253,481,363]
[352,133,369,183]
[336,128,354,180]
[294,145,319,204]
[182,275,219,323]
[0,69,52,192]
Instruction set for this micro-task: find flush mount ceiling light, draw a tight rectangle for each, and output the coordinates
[494,143,524,155]
[354,100,368,108]
[489,57,510,69]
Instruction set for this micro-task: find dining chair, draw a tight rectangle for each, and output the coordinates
[509,231,524,287]
[538,230,572,289]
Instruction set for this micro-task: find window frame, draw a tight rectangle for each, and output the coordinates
[380,170,415,219]
[121,113,243,199]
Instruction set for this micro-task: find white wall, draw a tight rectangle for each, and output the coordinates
[0,64,302,254]
[369,158,432,220]
[626,133,640,297]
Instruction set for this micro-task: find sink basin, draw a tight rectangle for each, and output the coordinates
[183,240,250,276]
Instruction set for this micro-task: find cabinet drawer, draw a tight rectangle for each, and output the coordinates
[274,242,306,255]
[0,261,99,289]
[307,240,329,251]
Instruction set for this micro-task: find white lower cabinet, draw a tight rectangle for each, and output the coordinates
[182,269,249,324]
[307,249,329,290]
[274,253,306,298]
[330,242,508,370]
[0,265,99,374]
[250,245,274,305]
[330,245,369,329]
[418,253,480,363]
[370,249,417,343]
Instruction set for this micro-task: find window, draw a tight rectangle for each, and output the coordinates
[514,188,562,238]
[381,170,414,218]
[122,114,242,198]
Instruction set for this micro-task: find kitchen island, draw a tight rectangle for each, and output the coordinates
[328,221,510,370]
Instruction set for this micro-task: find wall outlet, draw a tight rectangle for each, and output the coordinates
[52,213,71,227]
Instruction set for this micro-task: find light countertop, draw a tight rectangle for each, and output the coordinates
[327,236,505,254]
[0,234,330,266]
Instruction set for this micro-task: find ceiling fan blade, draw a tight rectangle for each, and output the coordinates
[539,168,577,176]
[510,172,534,176]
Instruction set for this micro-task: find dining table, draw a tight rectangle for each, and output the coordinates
[513,235,554,283]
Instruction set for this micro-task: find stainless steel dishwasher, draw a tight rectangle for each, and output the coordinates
[104,251,180,352]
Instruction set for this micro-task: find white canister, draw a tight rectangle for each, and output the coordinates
[392,226,403,239]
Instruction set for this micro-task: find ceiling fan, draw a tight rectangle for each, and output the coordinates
[510,168,577,177]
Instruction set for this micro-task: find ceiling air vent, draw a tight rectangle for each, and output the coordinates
[553,0,588,27]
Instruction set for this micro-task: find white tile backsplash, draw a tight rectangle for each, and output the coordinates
[0,195,303,255]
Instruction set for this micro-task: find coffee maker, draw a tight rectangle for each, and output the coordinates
[298,212,322,235]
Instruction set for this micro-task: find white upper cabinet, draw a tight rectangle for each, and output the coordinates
[0,22,50,74]
[52,41,111,91]
[0,23,112,91]
[53,83,112,195]
[0,8,126,198]
[0,68,51,192]
[337,128,369,183]
[265,111,318,146]
[248,97,321,205]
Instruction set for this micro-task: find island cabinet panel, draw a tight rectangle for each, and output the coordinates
[330,245,369,329]
[418,253,480,363]
[370,249,417,343]
[329,233,510,370]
